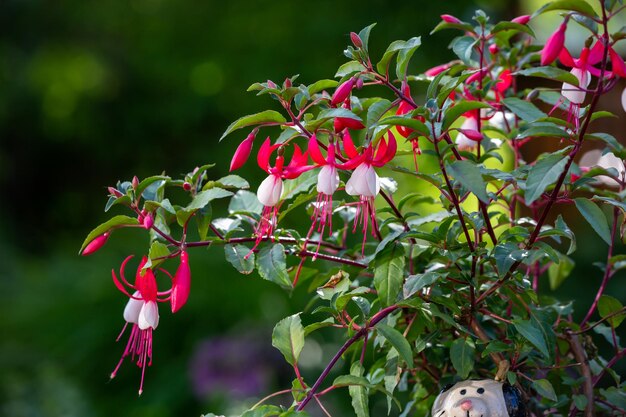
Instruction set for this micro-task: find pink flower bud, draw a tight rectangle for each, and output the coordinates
[458,129,483,141]
[108,187,123,198]
[284,77,292,88]
[331,77,357,106]
[171,251,191,313]
[441,14,461,24]
[466,70,486,84]
[424,62,453,77]
[183,182,192,191]
[350,32,363,48]
[142,212,154,229]
[541,22,567,66]
[132,176,139,190]
[489,44,499,55]
[81,232,110,256]
[267,80,277,88]
[512,15,531,25]
[230,131,256,171]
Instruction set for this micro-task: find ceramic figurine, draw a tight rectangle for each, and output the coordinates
[432,379,527,417]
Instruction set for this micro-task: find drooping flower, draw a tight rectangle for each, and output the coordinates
[455,112,482,151]
[579,149,626,188]
[394,82,424,171]
[307,135,340,252]
[340,131,397,253]
[253,138,312,250]
[171,250,191,313]
[111,256,172,395]
[541,20,568,66]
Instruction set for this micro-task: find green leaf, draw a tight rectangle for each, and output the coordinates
[220,110,287,141]
[335,60,365,78]
[79,215,139,254]
[598,295,626,328]
[333,374,373,389]
[532,379,557,402]
[358,23,376,52]
[215,175,250,189]
[574,198,612,244]
[501,97,546,122]
[377,324,414,366]
[450,338,475,379]
[376,40,408,74]
[516,123,569,139]
[513,318,549,358]
[492,21,535,36]
[403,272,445,299]
[137,175,169,198]
[348,362,369,417]
[524,154,568,205]
[317,107,362,122]
[548,254,575,290]
[378,114,429,136]
[308,79,339,95]
[187,187,234,210]
[146,241,170,269]
[271,313,305,367]
[366,99,392,128]
[442,101,490,131]
[241,405,283,417]
[535,0,598,18]
[224,244,255,274]
[518,67,580,86]
[446,160,489,203]
[374,244,405,307]
[229,190,263,215]
[451,36,477,65]
[256,243,292,289]
[395,37,421,80]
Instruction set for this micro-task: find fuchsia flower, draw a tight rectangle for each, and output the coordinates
[441,14,461,24]
[307,135,340,251]
[171,250,191,313]
[111,256,173,395]
[455,112,482,151]
[254,138,312,248]
[331,77,357,106]
[511,15,531,25]
[339,131,396,253]
[395,83,424,171]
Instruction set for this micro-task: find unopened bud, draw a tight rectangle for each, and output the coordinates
[108,187,123,198]
[489,44,499,55]
[331,77,357,106]
[81,232,110,256]
[526,89,539,101]
[511,15,531,25]
[356,77,364,89]
[458,129,483,141]
[284,78,292,88]
[229,130,257,171]
[132,176,139,190]
[541,21,568,65]
[267,80,277,88]
[441,14,461,24]
[350,32,363,48]
[183,182,192,191]
[142,212,154,229]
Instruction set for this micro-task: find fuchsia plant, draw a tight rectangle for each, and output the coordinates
[81,1,626,415]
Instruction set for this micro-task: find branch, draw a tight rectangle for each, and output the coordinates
[295,305,400,411]
[565,330,594,417]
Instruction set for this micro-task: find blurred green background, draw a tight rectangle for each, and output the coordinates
[1,0,625,416]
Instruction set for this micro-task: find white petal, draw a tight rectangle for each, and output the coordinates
[123,291,143,323]
[621,87,626,112]
[346,164,369,196]
[317,165,340,195]
[138,301,159,330]
[597,152,626,187]
[257,175,283,207]
[562,69,590,104]
[363,165,380,197]
[456,117,478,150]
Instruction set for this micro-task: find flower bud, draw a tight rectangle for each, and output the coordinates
[541,21,567,66]
[489,44,499,55]
[267,80,277,88]
[108,187,123,198]
[441,14,461,24]
[230,130,256,171]
[183,182,192,191]
[142,212,154,229]
[350,32,363,48]
[171,251,191,313]
[331,77,357,106]
[284,77,292,88]
[458,129,483,141]
[511,15,531,25]
[81,232,110,256]
[424,62,453,77]
[132,176,139,190]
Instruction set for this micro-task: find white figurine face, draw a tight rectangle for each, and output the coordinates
[432,380,512,417]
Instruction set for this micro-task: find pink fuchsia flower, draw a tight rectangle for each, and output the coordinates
[81,232,110,256]
[333,98,365,132]
[111,256,172,395]
[541,21,568,66]
[340,131,397,253]
[394,83,424,171]
[494,69,513,102]
[308,135,340,246]
[424,62,455,77]
[171,250,191,313]
[441,14,461,24]
[230,130,257,171]
[331,77,357,106]
[254,138,313,248]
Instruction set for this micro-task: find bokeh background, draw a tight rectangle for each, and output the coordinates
[1,0,625,416]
